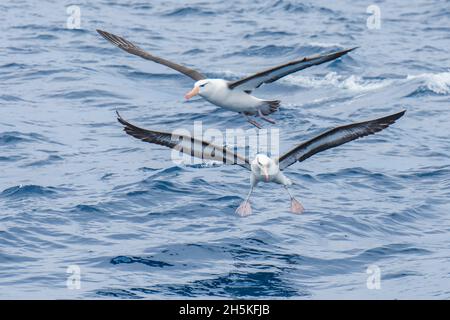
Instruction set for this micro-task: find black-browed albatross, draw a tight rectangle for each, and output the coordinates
[116,110,405,216]
[98,29,356,128]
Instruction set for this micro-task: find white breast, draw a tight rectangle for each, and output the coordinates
[250,157,291,186]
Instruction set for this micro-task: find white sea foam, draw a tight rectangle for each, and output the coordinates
[406,72,450,94]
[214,70,450,96]
[284,72,393,93]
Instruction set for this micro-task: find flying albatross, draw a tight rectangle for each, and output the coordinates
[98,29,356,128]
[116,109,405,216]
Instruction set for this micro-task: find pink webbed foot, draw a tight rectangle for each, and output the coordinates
[235,201,252,217]
[290,198,304,214]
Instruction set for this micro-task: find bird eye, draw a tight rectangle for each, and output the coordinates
[200,83,207,88]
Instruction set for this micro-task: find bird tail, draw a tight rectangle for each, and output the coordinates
[260,100,281,115]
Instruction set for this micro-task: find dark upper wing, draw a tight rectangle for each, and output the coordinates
[228,47,357,92]
[278,110,406,170]
[97,29,206,81]
[116,112,251,170]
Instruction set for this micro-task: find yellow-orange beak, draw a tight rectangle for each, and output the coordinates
[185,86,200,100]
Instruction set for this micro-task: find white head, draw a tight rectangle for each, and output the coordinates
[252,154,276,182]
[185,79,221,100]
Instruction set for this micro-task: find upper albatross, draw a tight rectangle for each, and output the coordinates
[116,110,405,216]
[98,29,356,128]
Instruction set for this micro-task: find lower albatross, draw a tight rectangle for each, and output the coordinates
[116,110,405,216]
[98,29,356,128]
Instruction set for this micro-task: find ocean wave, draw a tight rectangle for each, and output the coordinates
[1,185,58,198]
[70,204,104,214]
[225,44,298,58]
[22,155,64,167]
[225,44,347,59]
[243,30,296,39]
[111,256,173,268]
[162,7,215,17]
[261,0,337,15]
[0,132,51,146]
[406,71,450,95]
[283,72,393,92]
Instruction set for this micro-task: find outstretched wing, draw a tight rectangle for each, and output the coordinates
[228,47,356,92]
[97,29,206,81]
[116,112,251,170]
[278,110,406,170]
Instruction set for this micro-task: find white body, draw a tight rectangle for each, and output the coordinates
[250,154,292,187]
[235,154,303,216]
[197,79,265,114]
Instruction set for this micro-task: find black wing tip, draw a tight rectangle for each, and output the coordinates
[116,110,129,127]
[383,109,406,123]
[347,46,359,52]
[332,46,358,57]
[96,29,109,37]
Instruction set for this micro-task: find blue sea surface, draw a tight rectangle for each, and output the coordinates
[1,0,450,299]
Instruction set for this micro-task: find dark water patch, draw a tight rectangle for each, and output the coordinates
[316,167,374,180]
[210,195,242,202]
[156,271,303,298]
[111,255,173,268]
[121,70,183,81]
[100,173,115,180]
[405,86,449,97]
[385,203,434,224]
[138,179,191,194]
[357,243,431,261]
[138,167,158,173]
[10,24,88,34]
[22,68,73,79]
[126,190,149,197]
[265,0,310,13]
[71,204,104,214]
[0,132,32,145]
[32,34,58,41]
[22,155,64,167]
[0,131,61,147]
[398,166,450,180]
[130,3,152,10]
[148,166,186,178]
[0,155,24,162]
[0,62,27,69]
[0,95,26,102]
[383,271,420,280]
[101,1,152,10]
[0,253,38,264]
[96,288,141,299]
[45,89,127,100]
[182,48,205,55]
[225,45,296,58]
[1,185,58,198]
[186,162,223,169]
[244,30,296,39]
[163,7,215,17]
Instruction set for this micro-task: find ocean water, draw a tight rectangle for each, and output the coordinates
[1,0,450,299]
